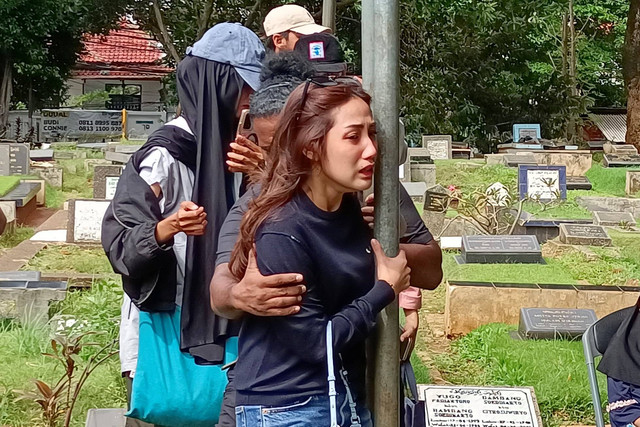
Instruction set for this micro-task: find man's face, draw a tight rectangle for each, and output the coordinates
[253,115,279,150]
[272,31,301,53]
[236,84,253,118]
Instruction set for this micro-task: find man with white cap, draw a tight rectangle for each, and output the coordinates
[263,4,331,52]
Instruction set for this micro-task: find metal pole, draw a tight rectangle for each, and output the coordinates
[322,0,337,32]
[361,0,375,93]
[371,0,399,423]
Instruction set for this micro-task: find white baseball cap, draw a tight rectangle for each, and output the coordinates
[263,4,330,37]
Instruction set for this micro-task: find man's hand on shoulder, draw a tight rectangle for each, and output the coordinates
[229,247,306,317]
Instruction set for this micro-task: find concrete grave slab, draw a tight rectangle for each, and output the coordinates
[0,182,40,207]
[458,235,543,264]
[518,307,597,339]
[604,154,640,167]
[93,165,124,199]
[593,211,636,227]
[401,182,428,203]
[558,223,612,246]
[566,176,592,191]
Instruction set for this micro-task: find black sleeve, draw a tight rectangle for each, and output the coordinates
[215,186,257,267]
[256,231,395,364]
[399,184,433,244]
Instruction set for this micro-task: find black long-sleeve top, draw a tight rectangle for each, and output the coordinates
[234,190,395,407]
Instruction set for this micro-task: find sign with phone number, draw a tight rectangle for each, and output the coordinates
[42,109,122,139]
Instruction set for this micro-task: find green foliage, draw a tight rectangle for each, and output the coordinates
[0,226,35,250]
[24,245,114,275]
[441,323,608,426]
[554,246,640,286]
[0,280,125,427]
[65,90,110,109]
[442,252,578,284]
[399,0,628,150]
[586,163,640,197]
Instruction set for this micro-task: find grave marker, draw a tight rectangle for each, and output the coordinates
[513,123,541,141]
[422,135,452,160]
[0,143,29,175]
[424,185,449,212]
[0,182,40,207]
[402,182,428,203]
[603,154,640,167]
[558,223,612,246]
[518,165,567,201]
[66,199,111,243]
[627,171,640,196]
[518,308,597,339]
[93,165,124,199]
[592,211,636,227]
[29,149,54,161]
[457,235,543,264]
[419,385,542,427]
[566,176,592,191]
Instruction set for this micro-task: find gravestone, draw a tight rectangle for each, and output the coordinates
[604,143,638,155]
[0,143,29,175]
[513,123,541,141]
[422,135,452,160]
[0,280,67,321]
[67,199,111,243]
[603,154,640,167]
[30,149,54,161]
[114,144,142,154]
[105,151,131,164]
[566,176,592,191]
[558,223,612,246]
[77,142,108,150]
[518,165,567,201]
[85,408,126,427]
[93,165,124,199]
[424,184,449,212]
[419,385,542,427]
[593,211,636,227]
[456,235,543,264]
[411,163,436,187]
[518,308,597,339]
[32,164,63,188]
[503,154,537,167]
[401,182,428,203]
[20,179,46,206]
[0,271,41,281]
[627,171,640,196]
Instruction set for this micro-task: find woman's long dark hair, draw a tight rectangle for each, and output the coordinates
[229,81,371,278]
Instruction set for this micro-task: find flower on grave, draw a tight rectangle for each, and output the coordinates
[448,185,457,192]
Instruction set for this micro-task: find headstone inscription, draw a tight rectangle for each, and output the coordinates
[93,165,124,199]
[424,185,449,212]
[518,308,597,339]
[457,235,543,264]
[593,211,637,227]
[419,385,542,427]
[422,135,452,160]
[518,165,567,201]
[558,223,612,246]
[66,199,111,243]
[513,124,541,141]
[0,143,29,175]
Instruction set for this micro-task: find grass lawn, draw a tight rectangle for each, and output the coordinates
[0,176,20,197]
[435,323,607,426]
[442,252,578,284]
[22,245,114,275]
[45,157,97,208]
[0,280,125,427]
[0,226,35,251]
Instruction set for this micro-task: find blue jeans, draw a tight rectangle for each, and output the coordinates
[235,394,373,427]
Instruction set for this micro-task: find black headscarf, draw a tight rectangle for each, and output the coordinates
[177,54,243,364]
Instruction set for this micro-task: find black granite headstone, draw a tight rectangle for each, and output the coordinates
[603,154,640,167]
[457,235,543,264]
[518,307,597,339]
[0,143,30,175]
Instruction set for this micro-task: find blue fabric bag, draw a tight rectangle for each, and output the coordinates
[127,307,237,426]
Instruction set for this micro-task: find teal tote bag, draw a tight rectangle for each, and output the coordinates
[127,307,237,426]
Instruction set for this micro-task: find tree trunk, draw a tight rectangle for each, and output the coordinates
[624,0,640,150]
[0,52,12,135]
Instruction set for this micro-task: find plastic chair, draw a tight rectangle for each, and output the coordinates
[582,306,636,427]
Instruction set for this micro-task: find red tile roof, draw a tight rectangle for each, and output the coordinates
[74,19,172,79]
